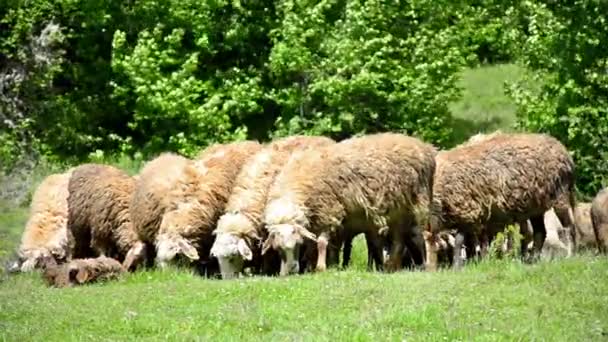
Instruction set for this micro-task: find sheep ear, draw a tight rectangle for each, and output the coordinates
[123,242,146,271]
[237,239,253,261]
[177,239,199,261]
[75,269,90,284]
[261,234,274,255]
[297,226,317,242]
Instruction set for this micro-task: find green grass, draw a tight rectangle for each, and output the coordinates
[449,63,526,144]
[2,203,608,340]
[1,253,607,340]
[5,63,603,340]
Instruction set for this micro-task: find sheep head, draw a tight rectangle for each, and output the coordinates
[155,204,202,268]
[155,234,199,269]
[262,223,316,276]
[210,213,260,279]
[210,233,252,279]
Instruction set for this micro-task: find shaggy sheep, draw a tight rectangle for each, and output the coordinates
[131,141,262,273]
[574,202,596,251]
[14,170,73,272]
[426,132,576,270]
[591,188,608,254]
[262,132,437,276]
[68,164,146,271]
[210,135,335,279]
[42,256,125,288]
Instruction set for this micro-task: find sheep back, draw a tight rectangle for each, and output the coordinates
[266,132,437,238]
[17,170,73,271]
[130,153,195,245]
[432,132,575,232]
[68,163,138,261]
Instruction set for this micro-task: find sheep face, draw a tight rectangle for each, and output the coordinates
[155,205,201,268]
[262,223,316,276]
[210,233,252,279]
[155,234,199,269]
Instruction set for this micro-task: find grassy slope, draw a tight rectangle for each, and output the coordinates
[448,63,524,144]
[4,64,607,340]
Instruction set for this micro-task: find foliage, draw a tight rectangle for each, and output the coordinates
[509,0,608,196]
[268,0,465,146]
[0,0,476,167]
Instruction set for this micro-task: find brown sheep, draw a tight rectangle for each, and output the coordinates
[131,141,262,273]
[14,170,73,272]
[67,164,146,271]
[574,202,596,251]
[42,255,125,288]
[210,135,335,279]
[425,132,576,270]
[262,132,437,276]
[591,188,608,254]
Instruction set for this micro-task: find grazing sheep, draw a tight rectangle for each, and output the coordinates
[426,132,576,270]
[262,132,437,276]
[131,141,262,273]
[15,170,73,272]
[68,164,146,271]
[591,188,608,254]
[574,202,596,251]
[42,256,125,288]
[210,135,335,279]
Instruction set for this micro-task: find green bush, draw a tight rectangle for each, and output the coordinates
[268,0,466,146]
[508,1,608,197]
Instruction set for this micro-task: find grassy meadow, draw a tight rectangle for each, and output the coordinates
[2,63,607,341]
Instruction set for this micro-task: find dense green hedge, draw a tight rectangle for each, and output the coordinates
[1,0,607,196]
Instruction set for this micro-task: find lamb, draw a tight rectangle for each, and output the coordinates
[13,170,73,272]
[573,202,596,251]
[210,135,335,279]
[591,188,608,254]
[67,164,146,271]
[426,132,576,270]
[130,141,262,273]
[262,132,437,276]
[42,256,125,288]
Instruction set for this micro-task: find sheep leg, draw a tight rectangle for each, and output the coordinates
[555,205,576,257]
[453,231,466,269]
[342,234,353,269]
[385,239,404,272]
[479,231,490,259]
[530,215,546,262]
[518,220,533,261]
[403,231,425,269]
[365,232,385,272]
[315,233,329,272]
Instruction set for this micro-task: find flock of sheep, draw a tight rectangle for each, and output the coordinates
[6,131,608,287]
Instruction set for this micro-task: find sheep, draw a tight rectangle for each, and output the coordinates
[426,132,576,270]
[210,135,335,279]
[591,188,608,254]
[67,164,146,271]
[130,141,262,274]
[41,255,125,288]
[573,202,596,251]
[262,132,437,276]
[14,170,73,272]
